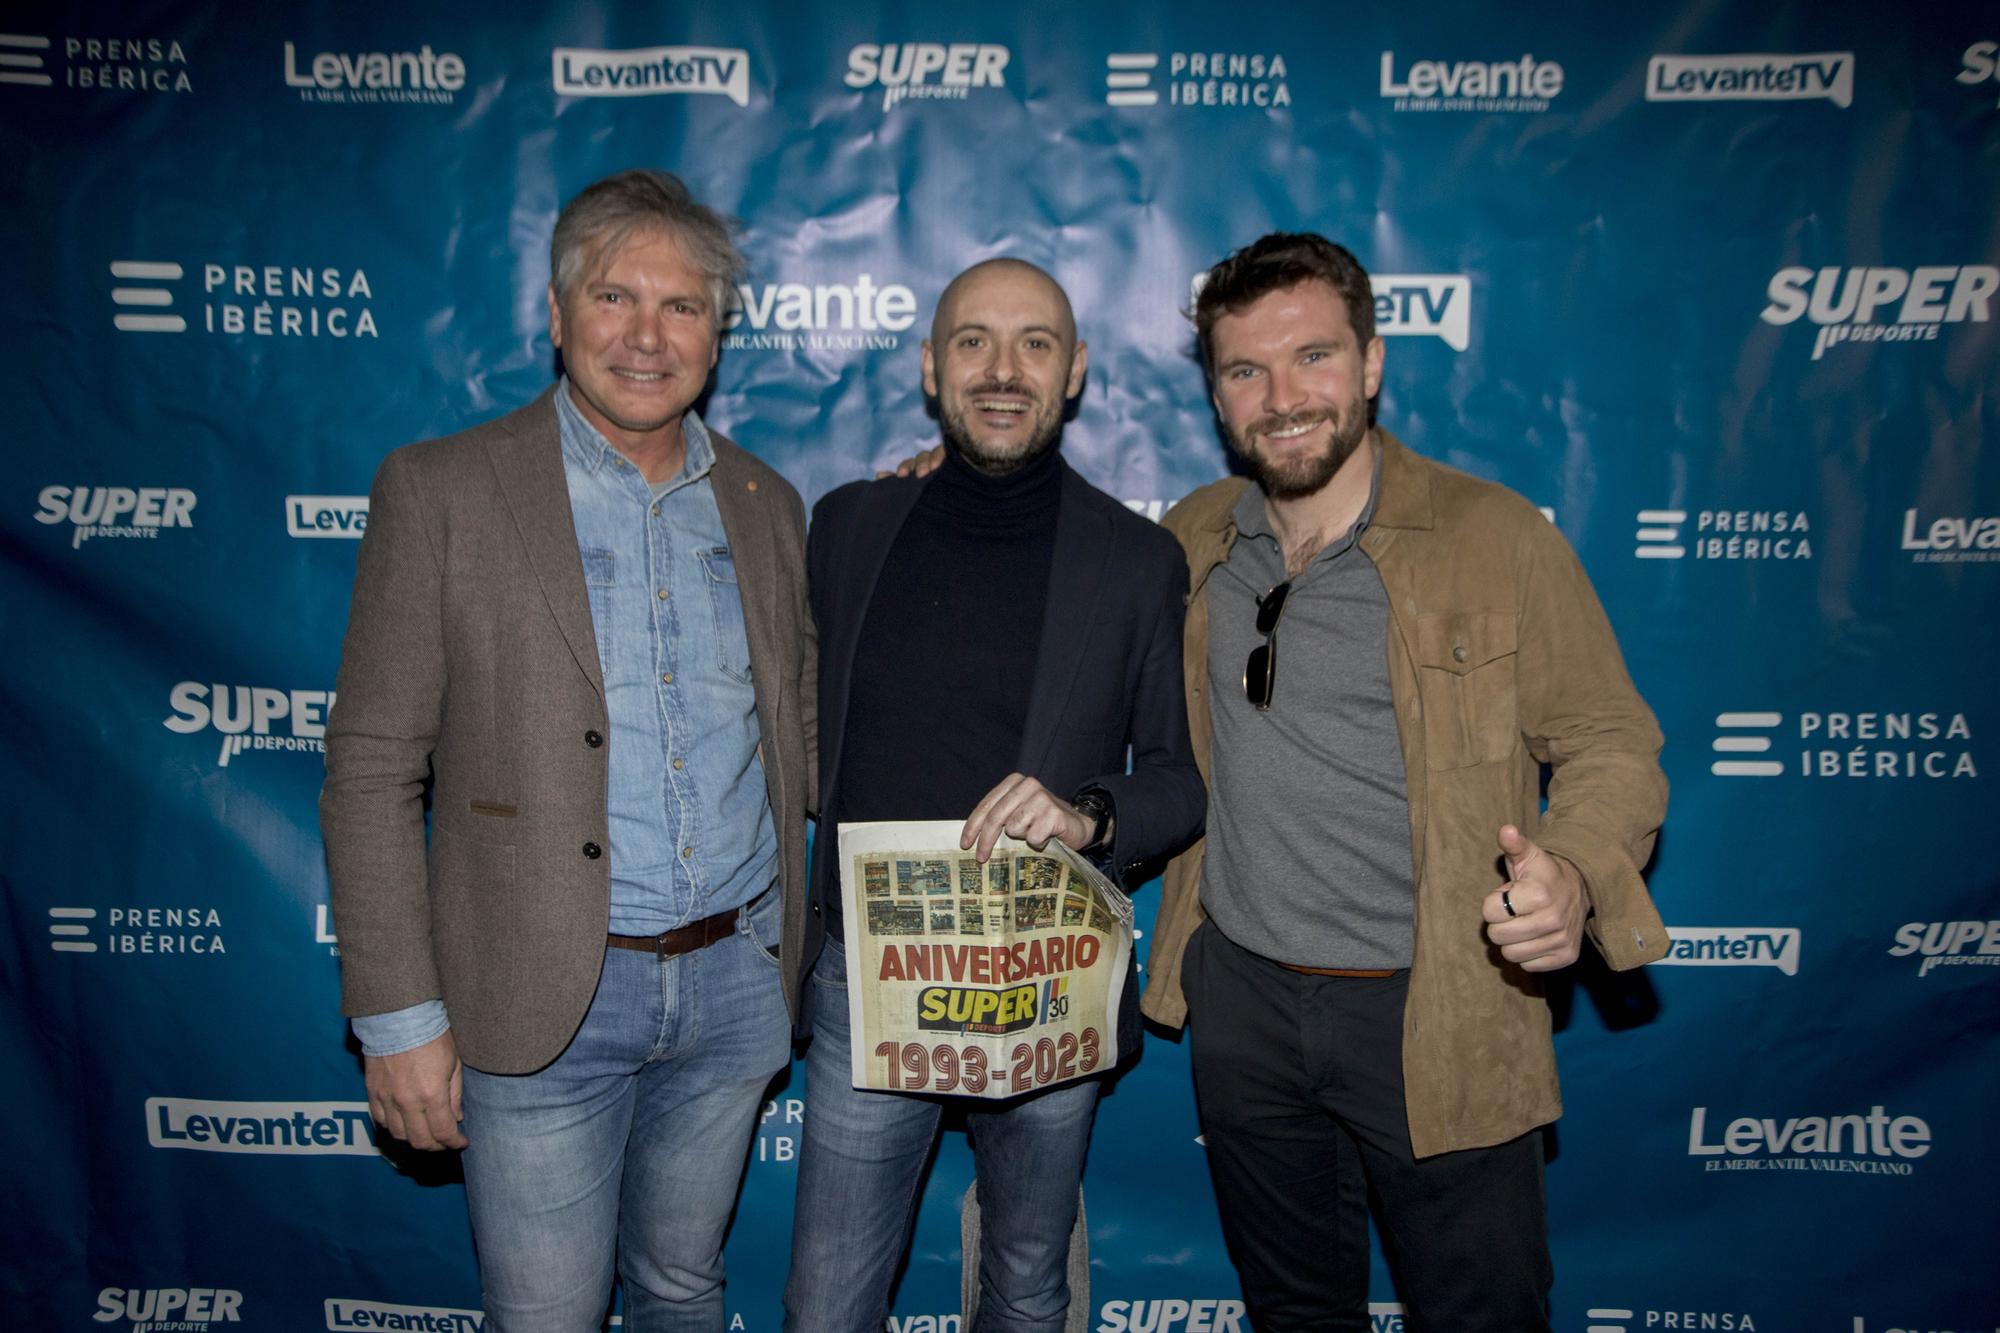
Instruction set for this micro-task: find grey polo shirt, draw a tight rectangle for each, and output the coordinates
[1198,460,1416,969]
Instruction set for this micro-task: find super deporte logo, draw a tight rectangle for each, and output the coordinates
[1760,265,1996,361]
[94,1286,242,1329]
[1888,920,2000,978]
[164,681,336,767]
[35,485,195,549]
[845,43,1008,112]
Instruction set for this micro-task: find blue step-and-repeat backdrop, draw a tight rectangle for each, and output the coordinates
[3,2,1996,1330]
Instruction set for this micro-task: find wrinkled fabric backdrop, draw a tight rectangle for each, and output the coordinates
[3,2,1995,1330]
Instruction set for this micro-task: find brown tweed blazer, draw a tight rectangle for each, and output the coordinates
[320,389,814,1074]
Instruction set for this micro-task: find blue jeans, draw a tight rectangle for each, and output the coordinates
[784,939,1100,1333]
[459,894,789,1333]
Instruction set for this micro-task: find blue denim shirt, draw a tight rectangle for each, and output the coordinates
[351,381,776,1057]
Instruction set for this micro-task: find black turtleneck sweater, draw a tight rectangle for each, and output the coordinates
[825,443,1062,925]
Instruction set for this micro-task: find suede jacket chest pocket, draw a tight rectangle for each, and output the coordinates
[1414,610,1519,769]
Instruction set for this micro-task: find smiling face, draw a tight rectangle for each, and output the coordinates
[921,261,1088,475]
[547,227,720,461]
[1208,278,1385,501]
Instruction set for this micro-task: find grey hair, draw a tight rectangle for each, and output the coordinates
[549,169,745,322]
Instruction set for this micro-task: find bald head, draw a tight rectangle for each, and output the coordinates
[930,259,1077,347]
[921,258,1089,475]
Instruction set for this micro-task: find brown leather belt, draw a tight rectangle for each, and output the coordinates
[607,895,757,958]
[1276,962,1399,979]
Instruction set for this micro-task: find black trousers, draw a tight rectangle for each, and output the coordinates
[1184,921,1554,1333]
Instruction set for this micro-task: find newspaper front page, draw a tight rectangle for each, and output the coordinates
[838,821,1133,1099]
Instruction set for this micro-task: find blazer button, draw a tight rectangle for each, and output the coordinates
[584,730,603,747]
[1452,645,1469,663]
[582,842,602,859]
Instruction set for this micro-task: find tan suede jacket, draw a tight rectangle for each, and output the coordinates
[1143,430,1668,1157]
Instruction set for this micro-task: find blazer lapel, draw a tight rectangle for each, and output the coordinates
[1016,464,1113,777]
[710,443,781,694]
[488,390,603,697]
[821,478,926,800]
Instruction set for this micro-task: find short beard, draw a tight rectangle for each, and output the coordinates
[1231,401,1369,501]
[939,390,1065,476]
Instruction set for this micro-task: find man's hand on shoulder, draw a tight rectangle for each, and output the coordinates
[876,444,946,479]
[961,773,1095,864]
[364,1029,467,1151]
[1481,825,1590,972]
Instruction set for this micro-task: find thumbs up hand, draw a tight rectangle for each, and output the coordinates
[1480,825,1590,972]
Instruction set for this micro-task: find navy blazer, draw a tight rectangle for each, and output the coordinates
[799,457,1207,1021]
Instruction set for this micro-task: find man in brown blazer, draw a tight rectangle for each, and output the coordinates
[321,170,813,1332]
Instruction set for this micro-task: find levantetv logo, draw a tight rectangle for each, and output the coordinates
[287,494,369,538]
[1647,52,1853,107]
[324,1299,484,1331]
[1760,265,1997,361]
[1652,926,1801,976]
[1688,1104,1930,1174]
[148,1098,380,1155]
[1188,272,1470,350]
[553,45,749,105]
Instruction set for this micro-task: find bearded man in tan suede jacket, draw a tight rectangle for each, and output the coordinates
[1143,233,1668,1332]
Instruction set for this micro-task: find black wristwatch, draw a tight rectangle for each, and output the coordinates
[1071,789,1113,854]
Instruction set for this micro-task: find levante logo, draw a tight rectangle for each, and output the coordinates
[1688,1104,1932,1174]
[722,275,918,352]
[283,40,465,104]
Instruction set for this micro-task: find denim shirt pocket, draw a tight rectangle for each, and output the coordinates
[698,546,754,683]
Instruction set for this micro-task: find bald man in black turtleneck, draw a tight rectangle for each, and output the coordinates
[785,260,1205,1333]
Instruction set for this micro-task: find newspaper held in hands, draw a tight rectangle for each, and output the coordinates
[838,820,1134,1099]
